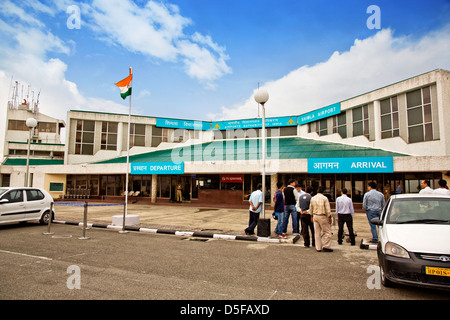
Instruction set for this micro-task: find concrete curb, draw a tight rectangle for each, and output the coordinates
[360,239,378,250]
[52,220,301,244]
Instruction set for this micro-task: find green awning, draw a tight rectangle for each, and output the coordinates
[96,137,408,164]
[2,158,64,166]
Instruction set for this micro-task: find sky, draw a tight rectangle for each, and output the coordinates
[0,0,449,154]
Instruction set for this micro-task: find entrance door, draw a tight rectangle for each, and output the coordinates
[171,176,193,202]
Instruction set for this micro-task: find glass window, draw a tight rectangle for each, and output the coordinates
[130,124,145,147]
[318,119,327,136]
[408,125,424,144]
[159,176,171,198]
[37,122,56,133]
[151,126,169,147]
[101,122,118,150]
[407,90,422,108]
[352,105,369,139]
[75,120,95,155]
[387,198,449,224]
[198,175,221,190]
[380,96,399,139]
[280,126,297,137]
[3,189,23,203]
[26,190,45,201]
[333,112,347,138]
[8,120,27,131]
[406,87,434,143]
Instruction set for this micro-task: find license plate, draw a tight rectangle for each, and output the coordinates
[425,267,450,277]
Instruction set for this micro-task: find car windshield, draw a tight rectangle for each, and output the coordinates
[387,198,450,225]
[0,188,8,197]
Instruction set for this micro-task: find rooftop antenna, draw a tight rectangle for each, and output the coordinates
[34,91,41,117]
[7,76,13,108]
[12,81,19,109]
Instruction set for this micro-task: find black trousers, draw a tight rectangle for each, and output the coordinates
[300,214,315,247]
[337,214,356,245]
[245,211,260,235]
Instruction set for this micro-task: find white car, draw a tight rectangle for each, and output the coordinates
[0,187,55,225]
[371,193,450,290]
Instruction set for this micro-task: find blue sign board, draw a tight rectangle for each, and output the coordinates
[212,116,297,130]
[131,162,184,175]
[156,118,211,131]
[298,102,341,126]
[308,157,394,173]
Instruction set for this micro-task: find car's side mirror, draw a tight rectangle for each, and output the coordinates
[0,198,9,204]
[371,217,383,226]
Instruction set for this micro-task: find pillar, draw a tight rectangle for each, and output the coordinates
[270,173,278,206]
[151,174,157,203]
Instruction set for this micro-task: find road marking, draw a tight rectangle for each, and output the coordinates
[268,290,278,300]
[0,249,52,261]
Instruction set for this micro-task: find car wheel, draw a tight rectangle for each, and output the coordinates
[380,264,395,288]
[39,210,52,225]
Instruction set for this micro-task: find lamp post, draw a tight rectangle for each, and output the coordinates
[254,89,270,237]
[25,118,38,187]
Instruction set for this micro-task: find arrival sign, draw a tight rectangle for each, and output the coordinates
[308,157,394,173]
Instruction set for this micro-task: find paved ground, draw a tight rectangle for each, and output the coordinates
[2,201,449,303]
[52,201,374,245]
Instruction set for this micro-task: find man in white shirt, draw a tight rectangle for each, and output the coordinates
[335,188,356,246]
[419,180,434,194]
[245,184,263,235]
[434,179,450,195]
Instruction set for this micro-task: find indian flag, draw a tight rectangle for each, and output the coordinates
[115,68,132,100]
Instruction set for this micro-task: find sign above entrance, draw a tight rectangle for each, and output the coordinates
[221,174,243,183]
[308,157,394,173]
[212,116,297,131]
[131,162,184,175]
[156,118,211,131]
[298,102,341,126]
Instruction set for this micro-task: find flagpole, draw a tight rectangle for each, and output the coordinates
[121,66,132,234]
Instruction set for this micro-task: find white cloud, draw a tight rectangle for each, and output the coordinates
[0,0,45,27]
[210,25,450,121]
[0,0,231,157]
[0,17,131,156]
[88,0,231,87]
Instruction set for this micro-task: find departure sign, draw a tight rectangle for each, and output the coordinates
[131,162,184,175]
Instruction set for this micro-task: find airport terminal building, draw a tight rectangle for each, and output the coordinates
[1,69,449,207]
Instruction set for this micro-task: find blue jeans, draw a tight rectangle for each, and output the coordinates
[366,210,381,242]
[275,211,287,235]
[285,205,299,234]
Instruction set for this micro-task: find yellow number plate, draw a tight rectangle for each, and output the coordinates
[425,267,450,277]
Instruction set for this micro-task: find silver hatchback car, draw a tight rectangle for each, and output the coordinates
[0,187,55,225]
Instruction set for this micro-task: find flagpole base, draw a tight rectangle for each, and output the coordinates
[112,214,140,227]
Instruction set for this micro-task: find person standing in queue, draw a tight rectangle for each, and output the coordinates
[274,182,286,238]
[297,186,315,248]
[310,186,333,252]
[335,188,356,246]
[363,181,385,244]
[245,184,263,235]
[283,179,299,234]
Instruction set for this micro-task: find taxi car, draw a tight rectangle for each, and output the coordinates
[371,194,450,290]
[0,187,55,225]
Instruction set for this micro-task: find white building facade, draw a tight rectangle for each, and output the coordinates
[1,69,449,206]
